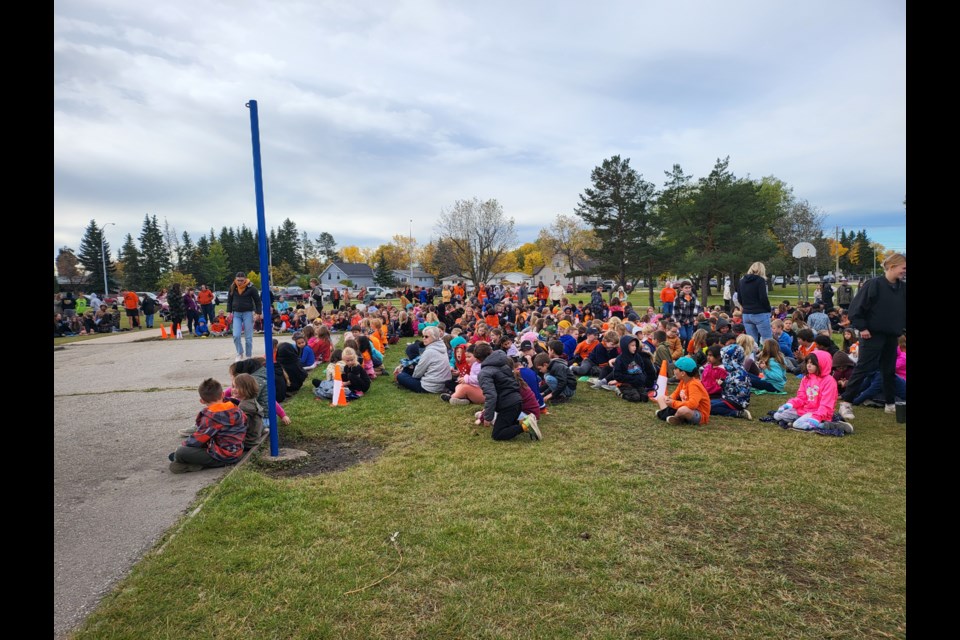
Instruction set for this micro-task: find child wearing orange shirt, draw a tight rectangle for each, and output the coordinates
[655,356,710,425]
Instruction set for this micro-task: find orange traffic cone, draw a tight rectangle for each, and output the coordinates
[655,360,669,400]
[160,323,168,339]
[331,363,348,406]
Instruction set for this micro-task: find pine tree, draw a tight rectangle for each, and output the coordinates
[179,231,201,282]
[201,241,231,290]
[575,155,658,287]
[273,219,302,271]
[138,214,172,289]
[373,249,397,287]
[118,233,143,290]
[78,220,117,294]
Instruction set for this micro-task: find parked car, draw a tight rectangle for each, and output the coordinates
[365,286,396,299]
[821,274,836,283]
[601,280,616,291]
[773,276,785,286]
[577,280,600,292]
[806,274,821,284]
[709,278,718,288]
[214,290,230,304]
[278,286,307,301]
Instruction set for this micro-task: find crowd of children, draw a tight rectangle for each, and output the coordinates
[166,262,906,471]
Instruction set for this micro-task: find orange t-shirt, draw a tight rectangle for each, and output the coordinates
[197,289,214,305]
[660,287,677,303]
[123,291,139,310]
[669,377,711,424]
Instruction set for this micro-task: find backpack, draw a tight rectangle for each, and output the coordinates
[313,379,335,399]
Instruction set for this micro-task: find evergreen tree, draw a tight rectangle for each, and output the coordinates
[219,226,239,275]
[118,233,143,290]
[373,249,397,287]
[201,241,231,290]
[660,157,778,295]
[78,220,117,294]
[301,232,317,273]
[273,219,302,271]
[138,214,172,289]
[236,225,259,273]
[315,231,339,264]
[574,155,658,288]
[178,231,201,282]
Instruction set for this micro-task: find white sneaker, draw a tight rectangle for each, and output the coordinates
[235,354,244,362]
[839,401,855,420]
[884,404,897,414]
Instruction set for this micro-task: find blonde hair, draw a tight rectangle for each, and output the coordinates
[882,253,906,269]
[736,334,757,357]
[747,262,767,277]
[341,347,358,363]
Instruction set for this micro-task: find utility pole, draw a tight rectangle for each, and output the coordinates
[100,222,116,295]
[835,225,840,277]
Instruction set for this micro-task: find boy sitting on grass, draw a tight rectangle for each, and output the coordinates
[168,378,247,474]
[655,356,710,426]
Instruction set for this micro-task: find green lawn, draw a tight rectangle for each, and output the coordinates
[74,343,905,639]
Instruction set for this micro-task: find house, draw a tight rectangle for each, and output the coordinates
[318,262,375,288]
[392,268,435,288]
[531,254,600,287]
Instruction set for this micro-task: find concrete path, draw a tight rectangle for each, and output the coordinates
[54,331,273,638]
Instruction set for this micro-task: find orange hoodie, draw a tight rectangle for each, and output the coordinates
[669,376,711,424]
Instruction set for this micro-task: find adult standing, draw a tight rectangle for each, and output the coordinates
[183,287,200,335]
[660,281,676,317]
[838,254,906,420]
[310,278,324,312]
[738,262,773,345]
[167,283,185,338]
[122,290,141,329]
[836,278,854,311]
[61,291,77,319]
[227,272,263,361]
[197,285,216,325]
[550,280,565,309]
[140,293,158,329]
[722,279,732,314]
[674,280,701,345]
[330,285,340,310]
[821,279,835,310]
[536,280,549,310]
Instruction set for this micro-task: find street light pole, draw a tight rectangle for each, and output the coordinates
[409,219,413,287]
[101,222,116,296]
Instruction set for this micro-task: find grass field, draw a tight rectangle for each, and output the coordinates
[72,338,906,639]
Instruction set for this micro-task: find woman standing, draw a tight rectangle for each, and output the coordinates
[227,272,263,360]
[167,283,185,339]
[183,287,200,335]
[738,262,773,345]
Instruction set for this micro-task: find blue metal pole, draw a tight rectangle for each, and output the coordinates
[247,99,279,457]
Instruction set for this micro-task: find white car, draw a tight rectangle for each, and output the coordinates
[365,286,396,299]
[214,290,230,304]
[806,274,821,284]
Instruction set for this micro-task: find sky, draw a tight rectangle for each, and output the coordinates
[54,0,906,266]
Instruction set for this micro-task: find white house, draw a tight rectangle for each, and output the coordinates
[318,262,375,288]
[531,254,600,287]
[392,268,436,288]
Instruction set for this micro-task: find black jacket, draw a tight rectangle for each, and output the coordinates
[611,335,656,388]
[738,274,771,315]
[546,357,577,398]
[341,363,371,393]
[478,350,522,422]
[847,277,906,336]
[227,284,263,314]
[276,342,307,392]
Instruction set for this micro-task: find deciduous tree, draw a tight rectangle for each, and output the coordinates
[434,197,517,289]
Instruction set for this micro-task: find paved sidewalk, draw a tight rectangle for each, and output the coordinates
[54,332,274,638]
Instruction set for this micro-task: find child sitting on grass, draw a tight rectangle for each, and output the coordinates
[772,351,852,433]
[655,356,710,426]
[168,378,246,474]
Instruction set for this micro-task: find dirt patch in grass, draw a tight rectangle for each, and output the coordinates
[255,436,384,478]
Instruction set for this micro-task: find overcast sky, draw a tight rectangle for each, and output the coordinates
[54,0,906,265]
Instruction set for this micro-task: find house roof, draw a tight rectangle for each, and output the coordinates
[329,262,374,277]
[392,268,435,279]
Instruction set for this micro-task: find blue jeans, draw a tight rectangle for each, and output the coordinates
[396,372,426,393]
[201,303,215,325]
[144,313,154,328]
[745,371,779,392]
[233,311,254,357]
[544,374,574,398]
[662,301,674,317]
[679,323,694,346]
[742,312,773,345]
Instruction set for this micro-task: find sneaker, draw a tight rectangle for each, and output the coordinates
[861,399,884,409]
[522,414,542,441]
[666,415,681,426]
[449,397,471,406]
[590,378,605,389]
[440,393,451,403]
[835,421,854,434]
[884,403,897,414]
[738,409,753,420]
[177,428,195,438]
[235,354,244,362]
[169,461,204,474]
[839,401,855,420]
[601,383,618,391]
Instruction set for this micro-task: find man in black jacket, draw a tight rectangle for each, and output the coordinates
[838,254,906,420]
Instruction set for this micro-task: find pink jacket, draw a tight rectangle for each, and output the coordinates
[791,350,838,422]
[701,363,728,395]
[896,347,906,380]
[463,361,481,386]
